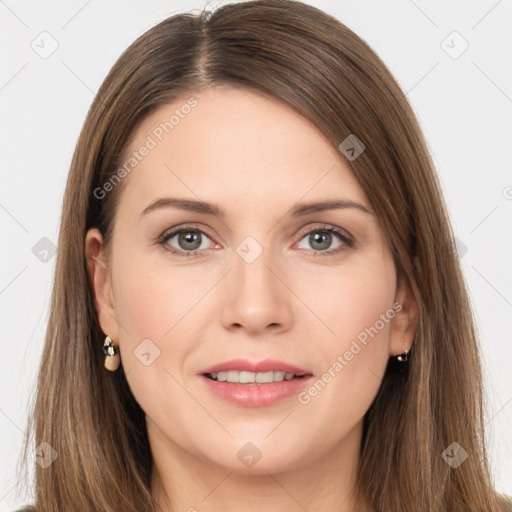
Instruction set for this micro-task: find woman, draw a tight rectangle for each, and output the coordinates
[17,0,512,510]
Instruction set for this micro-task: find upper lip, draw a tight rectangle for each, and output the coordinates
[200,359,312,376]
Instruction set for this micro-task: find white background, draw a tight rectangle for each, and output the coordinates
[1,0,511,509]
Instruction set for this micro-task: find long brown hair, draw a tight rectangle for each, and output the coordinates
[20,1,511,510]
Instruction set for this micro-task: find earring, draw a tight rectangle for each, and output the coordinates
[397,338,409,362]
[397,349,409,362]
[103,335,120,371]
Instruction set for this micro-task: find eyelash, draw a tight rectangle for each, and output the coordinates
[157,223,355,259]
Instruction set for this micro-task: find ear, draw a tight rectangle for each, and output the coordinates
[389,273,419,357]
[85,228,120,342]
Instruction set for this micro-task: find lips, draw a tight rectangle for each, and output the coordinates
[199,358,311,376]
[198,359,314,407]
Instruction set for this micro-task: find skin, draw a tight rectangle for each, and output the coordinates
[86,87,418,512]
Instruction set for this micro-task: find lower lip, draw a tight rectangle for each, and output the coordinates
[199,374,313,407]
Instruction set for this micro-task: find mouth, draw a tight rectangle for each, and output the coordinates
[198,359,314,407]
[200,372,313,407]
[203,370,311,384]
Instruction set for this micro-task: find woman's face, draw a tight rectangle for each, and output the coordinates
[87,87,416,475]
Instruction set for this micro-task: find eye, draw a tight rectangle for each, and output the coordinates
[295,224,354,255]
[158,226,216,258]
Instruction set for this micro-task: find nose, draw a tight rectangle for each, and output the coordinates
[220,244,294,335]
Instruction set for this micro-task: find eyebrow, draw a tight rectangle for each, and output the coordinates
[140,197,373,219]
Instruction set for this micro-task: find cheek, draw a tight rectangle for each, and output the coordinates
[292,252,395,418]
[293,248,396,349]
[110,250,224,410]
[112,250,209,340]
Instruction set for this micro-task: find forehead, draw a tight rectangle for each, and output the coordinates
[118,87,370,214]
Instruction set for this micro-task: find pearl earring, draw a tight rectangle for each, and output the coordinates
[397,337,409,362]
[103,335,120,371]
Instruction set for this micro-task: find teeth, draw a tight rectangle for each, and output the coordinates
[209,371,298,384]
